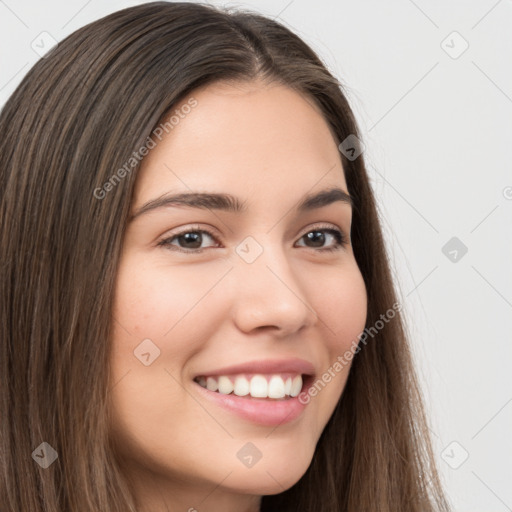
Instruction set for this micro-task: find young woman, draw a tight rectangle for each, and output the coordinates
[0,2,451,511]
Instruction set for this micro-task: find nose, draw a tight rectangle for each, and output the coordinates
[230,246,318,337]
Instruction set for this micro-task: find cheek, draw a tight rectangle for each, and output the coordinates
[112,254,214,340]
[109,255,194,399]
[298,263,367,428]
[312,263,368,352]
[109,254,230,396]
[108,256,207,461]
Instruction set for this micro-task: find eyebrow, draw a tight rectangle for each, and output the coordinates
[129,186,353,221]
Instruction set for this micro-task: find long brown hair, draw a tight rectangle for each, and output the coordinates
[0,2,451,511]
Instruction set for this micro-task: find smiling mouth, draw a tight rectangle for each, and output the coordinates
[193,373,313,400]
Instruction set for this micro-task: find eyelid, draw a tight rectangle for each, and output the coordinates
[297,222,342,238]
[156,223,218,246]
[296,223,348,251]
[157,222,348,253]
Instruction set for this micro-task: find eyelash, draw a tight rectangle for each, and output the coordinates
[157,223,348,254]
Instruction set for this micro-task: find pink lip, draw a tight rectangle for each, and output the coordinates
[193,357,316,378]
[192,375,315,426]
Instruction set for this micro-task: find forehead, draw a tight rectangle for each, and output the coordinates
[133,80,348,207]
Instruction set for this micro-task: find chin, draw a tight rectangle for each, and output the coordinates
[222,452,312,495]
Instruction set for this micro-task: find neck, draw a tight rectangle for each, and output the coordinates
[122,459,262,512]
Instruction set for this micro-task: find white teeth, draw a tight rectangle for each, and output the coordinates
[250,375,268,397]
[284,377,292,395]
[290,375,302,397]
[268,375,286,399]
[233,376,250,396]
[206,377,218,392]
[217,376,234,395]
[196,373,304,399]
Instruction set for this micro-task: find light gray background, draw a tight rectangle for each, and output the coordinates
[1,1,511,510]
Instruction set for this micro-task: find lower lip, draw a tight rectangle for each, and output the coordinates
[192,377,313,427]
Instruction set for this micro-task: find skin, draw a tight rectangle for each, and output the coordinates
[109,79,368,512]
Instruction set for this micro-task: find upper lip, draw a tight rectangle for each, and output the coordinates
[193,358,316,378]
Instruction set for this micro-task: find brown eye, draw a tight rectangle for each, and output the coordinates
[157,224,347,254]
[296,226,347,252]
[157,227,218,253]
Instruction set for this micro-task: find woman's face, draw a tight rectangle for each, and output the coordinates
[110,79,367,511]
